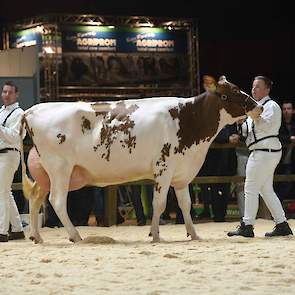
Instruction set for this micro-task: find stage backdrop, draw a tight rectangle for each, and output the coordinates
[8,18,196,99]
[59,25,190,87]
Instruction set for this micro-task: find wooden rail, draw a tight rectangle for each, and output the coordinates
[12,174,295,191]
[12,174,295,226]
[15,142,295,226]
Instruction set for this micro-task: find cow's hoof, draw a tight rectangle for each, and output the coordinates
[190,234,201,241]
[29,236,43,244]
[187,231,200,240]
[149,229,159,237]
[69,236,83,243]
[152,237,161,243]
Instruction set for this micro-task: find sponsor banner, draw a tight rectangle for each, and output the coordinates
[62,26,187,53]
[9,28,42,49]
[62,26,117,52]
[123,28,187,53]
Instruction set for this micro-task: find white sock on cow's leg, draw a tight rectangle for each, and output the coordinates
[150,216,161,242]
[174,186,200,240]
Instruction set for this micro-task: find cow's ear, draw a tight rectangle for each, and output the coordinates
[203,75,217,93]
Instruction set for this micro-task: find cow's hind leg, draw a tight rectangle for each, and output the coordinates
[150,180,171,243]
[174,186,200,240]
[29,186,48,244]
[48,164,82,243]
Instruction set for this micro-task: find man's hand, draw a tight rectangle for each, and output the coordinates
[252,115,261,123]
[237,118,245,124]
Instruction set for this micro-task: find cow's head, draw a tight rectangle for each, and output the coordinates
[203,75,263,119]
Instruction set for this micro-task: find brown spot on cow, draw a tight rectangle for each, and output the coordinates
[169,93,221,154]
[155,182,162,194]
[57,133,66,144]
[81,116,91,134]
[94,101,139,161]
[153,143,171,193]
[22,117,41,156]
[153,174,162,194]
[169,108,179,120]
[23,117,34,138]
[155,143,171,168]
[161,143,171,161]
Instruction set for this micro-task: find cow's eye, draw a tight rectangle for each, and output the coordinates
[233,88,239,93]
[221,94,227,100]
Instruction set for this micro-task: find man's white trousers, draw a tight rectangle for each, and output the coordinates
[243,150,286,226]
[0,151,23,235]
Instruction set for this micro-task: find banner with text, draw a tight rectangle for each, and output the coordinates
[9,28,42,49]
[61,26,188,53]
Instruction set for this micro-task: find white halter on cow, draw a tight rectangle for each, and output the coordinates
[20,75,262,243]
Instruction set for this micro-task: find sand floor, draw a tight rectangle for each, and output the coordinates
[1,218,295,295]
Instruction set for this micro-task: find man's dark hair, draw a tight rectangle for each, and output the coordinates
[254,75,273,90]
[281,99,294,108]
[3,81,18,93]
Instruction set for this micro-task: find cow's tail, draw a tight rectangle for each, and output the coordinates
[19,115,41,201]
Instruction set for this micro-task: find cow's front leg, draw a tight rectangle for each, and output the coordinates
[29,187,48,244]
[174,186,200,240]
[150,180,170,243]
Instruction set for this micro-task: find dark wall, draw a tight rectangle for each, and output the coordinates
[0,1,294,101]
[199,32,295,101]
[196,1,295,101]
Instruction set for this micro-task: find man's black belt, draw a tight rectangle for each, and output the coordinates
[0,148,19,153]
[250,148,282,154]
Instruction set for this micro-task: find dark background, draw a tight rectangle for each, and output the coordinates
[0,0,294,101]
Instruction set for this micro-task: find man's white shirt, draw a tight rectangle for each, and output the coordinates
[241,96,282,150]
[0,102,25,150]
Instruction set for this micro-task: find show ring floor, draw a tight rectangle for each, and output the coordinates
[1,219,295,295]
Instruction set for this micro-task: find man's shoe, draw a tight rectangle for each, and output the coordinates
[8,231,25,240]
[0,234,9,242]
[265,221,293,237]
[227,222,254,238]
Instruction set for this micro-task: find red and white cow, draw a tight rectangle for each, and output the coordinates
[20,76,262,243]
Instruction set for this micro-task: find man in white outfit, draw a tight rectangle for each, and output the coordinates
[228,76,293,237]
[0,81,26,242]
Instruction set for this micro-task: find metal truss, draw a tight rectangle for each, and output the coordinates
[4,13,195,31]
[3,14,199,102]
